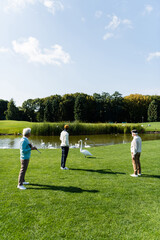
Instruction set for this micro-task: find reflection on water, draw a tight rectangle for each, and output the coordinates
[0,133,160,149]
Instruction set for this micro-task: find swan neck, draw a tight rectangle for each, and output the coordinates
[80,140,82,151]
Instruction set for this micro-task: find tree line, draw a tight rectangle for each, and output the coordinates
[1,92,160,123]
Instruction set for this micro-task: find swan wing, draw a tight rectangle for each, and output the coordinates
[81,149,92,156]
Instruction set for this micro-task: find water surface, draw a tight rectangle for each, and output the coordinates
[0,133,160,149]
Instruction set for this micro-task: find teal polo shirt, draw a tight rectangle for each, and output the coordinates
[20,137,31,160]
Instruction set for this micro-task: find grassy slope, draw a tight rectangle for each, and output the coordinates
[0,120,33,134]
[141,122,160,131]
[1,141,160,239]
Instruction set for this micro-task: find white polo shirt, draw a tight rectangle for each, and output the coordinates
[60,130,69,147]
[131,135,142,155]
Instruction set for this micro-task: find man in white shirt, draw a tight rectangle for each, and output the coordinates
[60,125,69,170]
[130,129,142,177]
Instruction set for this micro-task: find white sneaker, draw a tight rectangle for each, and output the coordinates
[138,173,142,176]
[23,182,29,185]
[60,167,65,170]
[130,174,138,177]
[17,185,26,190]
[64,167,69,170]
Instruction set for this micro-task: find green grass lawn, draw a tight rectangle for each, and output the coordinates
[141,122,160,131]
[0,120,33,134]
[1,141,160,239]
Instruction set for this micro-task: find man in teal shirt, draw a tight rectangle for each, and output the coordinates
[17,128,37,190]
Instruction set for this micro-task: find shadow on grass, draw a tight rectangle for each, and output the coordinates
[27,184,99,193]
[69,168,126,175]
[141,174,160,179]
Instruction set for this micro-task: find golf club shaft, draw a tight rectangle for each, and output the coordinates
[37,149,41,154]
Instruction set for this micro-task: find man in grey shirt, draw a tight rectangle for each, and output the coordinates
[130,129,142,177]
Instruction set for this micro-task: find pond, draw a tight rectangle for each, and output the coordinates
[0,133,160,149]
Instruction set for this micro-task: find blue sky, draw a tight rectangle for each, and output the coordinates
[0,0,160,106]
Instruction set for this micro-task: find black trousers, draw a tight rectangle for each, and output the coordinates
[61,146,69,168]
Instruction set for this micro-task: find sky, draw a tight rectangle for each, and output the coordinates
[0,0,160,106]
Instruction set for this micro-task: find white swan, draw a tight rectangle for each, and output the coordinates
[70,143,76,149]
[79,140,92,157]
[41,140,45,149]
[70,142,80,148]
[48,142,53,149]
[84,142,91,148]
[75,143,80,148]
[47,142,58,149]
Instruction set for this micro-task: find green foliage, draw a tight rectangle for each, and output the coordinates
[36,99,45,122]
[52,95,61,122]
[1,141,160,239]
[110,91,126,122]
[0,99,8,120]
[5,99,20,120]
[3,93,160,123]
[60,94,75,121]
[74,94,88,122]
[44,98,53,122]
[148,100,159,122]
[22,99,38,122]
[124,94,152,122]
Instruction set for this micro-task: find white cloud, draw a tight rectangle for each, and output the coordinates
[121,19,132,28]
[95,10,103,18]
[4,0,36,12]
[147,52,160,61]
[12,37,71,66]
[105,15,132,30]
[0,47,10,53]
[42,0,64,15]
[103,15,132,41]
[105,15,121,30]
[144,4,153,14]
[103,33,114,40]
[4,0,64,15]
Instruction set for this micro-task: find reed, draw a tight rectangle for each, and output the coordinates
[31,122,144,136]
[0,120,145,136]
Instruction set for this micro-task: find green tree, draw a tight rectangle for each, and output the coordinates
[74,94,88,122]
[93,92,112,122]
[124,94,151,122]
[43,95,62,122]
[35,98,45,122]
[60,94,75,121]
[148,100,158,122]
[0,99,8,120]
[110,91,126,122]
[22,99,37,122]
[44,98,53,122]
[86,95,97,122]
[51,95,61,122]
[74,94,96,122]
[5,99,19,120]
